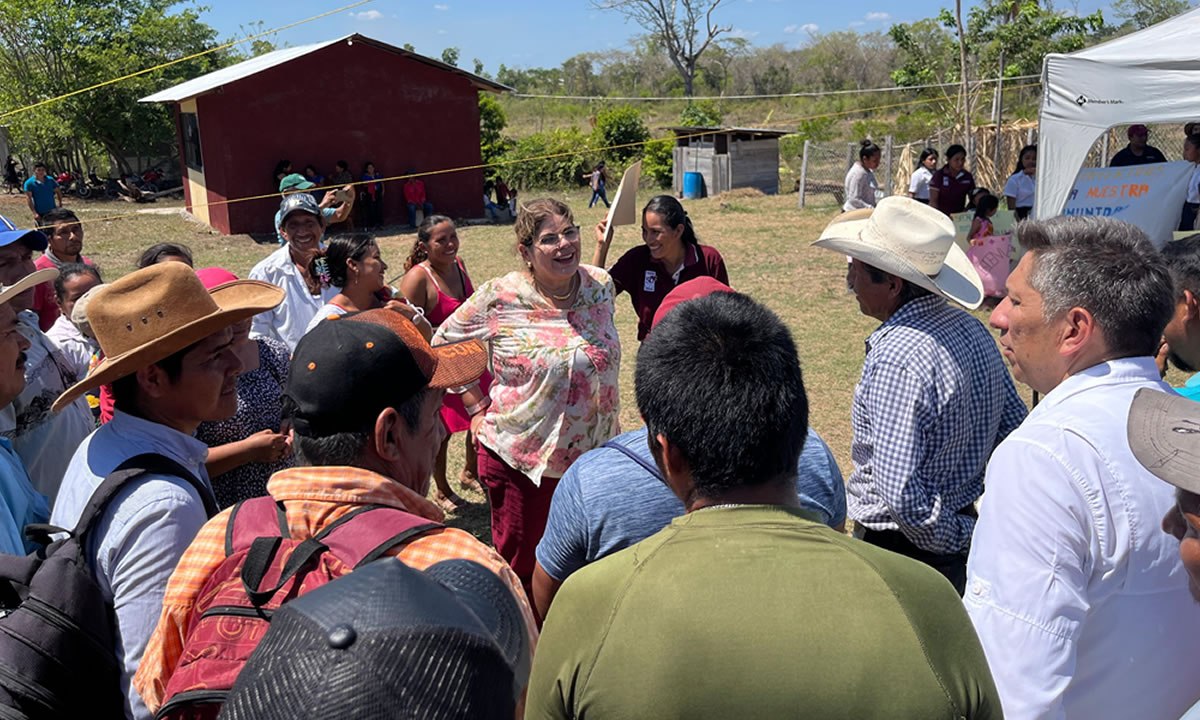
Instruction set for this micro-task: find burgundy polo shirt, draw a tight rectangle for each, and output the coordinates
[610,244,729,340]
[929,168,976,216]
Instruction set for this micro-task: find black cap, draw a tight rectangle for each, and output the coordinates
[283,309,486,438]
[220,559,530,720]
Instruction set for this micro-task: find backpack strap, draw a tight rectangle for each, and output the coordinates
[71,453,219,539]
[225,497,290,557]
[315,505,443,570]
[240,536,327,608]
[602,440,664,482]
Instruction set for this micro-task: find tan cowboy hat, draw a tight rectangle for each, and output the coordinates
[813,196,984,310]
[0,267,58,306]
[52,262,284,412]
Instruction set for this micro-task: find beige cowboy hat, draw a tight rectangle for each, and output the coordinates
[813,196,984,310]
[52,262,284,412]
[0,268,59,307]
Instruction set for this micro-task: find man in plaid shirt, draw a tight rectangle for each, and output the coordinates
[814,197,1026,594]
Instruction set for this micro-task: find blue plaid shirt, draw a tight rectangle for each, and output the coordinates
[849,294,1026,554]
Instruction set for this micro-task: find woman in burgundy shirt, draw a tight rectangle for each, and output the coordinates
[593,195,729,341]
[928,144,977,216]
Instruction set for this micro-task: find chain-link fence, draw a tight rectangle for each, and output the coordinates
[789,120,1194,210]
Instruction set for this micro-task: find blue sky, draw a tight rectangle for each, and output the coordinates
[202,0,1115,74]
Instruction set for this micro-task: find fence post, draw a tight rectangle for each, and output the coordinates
[799,140,810,209]
[1101,133,1110,166]
[845,142,856,173]
[884,135,894,197]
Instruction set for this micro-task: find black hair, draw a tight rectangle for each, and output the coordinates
[304,164,317,175]
[37,207,80,228]
[634,292,808,499]
[336,160,348,171]
[945,144,967,162]
[110,341,198,412]
[137,242,194,269]
[291,387,429,466]
[310,233,376,288]
[642,195,698,246]
[363,161,375,173]
[273,160,291,177]
[53,263,102,302]
[967,187,992,210]
[1187,133,1200,151]
[1012,144,1037,177]
[1161,234,1200,298]
[407,215,455,270]
[33,162,46,170]
[858,139,881,161]
[974,193,1000,218]
[918,147,938,165]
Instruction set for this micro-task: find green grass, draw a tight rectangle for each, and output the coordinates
[0,189,1180,542]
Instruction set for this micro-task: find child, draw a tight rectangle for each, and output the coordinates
[969,193,1000,245]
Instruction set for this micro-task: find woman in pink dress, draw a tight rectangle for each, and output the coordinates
[400,215,488,511]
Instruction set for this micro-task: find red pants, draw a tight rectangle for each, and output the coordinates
[476,442,558,600]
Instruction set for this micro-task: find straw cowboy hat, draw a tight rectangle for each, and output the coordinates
[52,262,284,412]
[0,268,59,306]
[813,196,984,310]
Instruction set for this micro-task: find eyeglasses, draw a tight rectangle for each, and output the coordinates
[535,225,580,248]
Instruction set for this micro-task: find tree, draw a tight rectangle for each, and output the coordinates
[1113,0,1191,29]
[441,46,459,66]
[402,42,415,52]
[593,105,649,162]
[679,100,722,126]
[592,0,731,96]
[0,0,229,173]
[478,93,508,168]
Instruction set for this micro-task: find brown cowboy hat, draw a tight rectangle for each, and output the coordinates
[52,262,284,412]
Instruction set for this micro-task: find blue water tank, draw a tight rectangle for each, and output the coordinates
[682,172,703,199]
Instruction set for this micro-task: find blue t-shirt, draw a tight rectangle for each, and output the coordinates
[535,426,846,582]
[1176,373,1200,402]
[23,177,58,214]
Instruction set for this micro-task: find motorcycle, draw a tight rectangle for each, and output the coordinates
[86,170,121,200]
[54,170,91,198]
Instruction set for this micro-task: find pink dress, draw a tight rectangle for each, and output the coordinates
[421,259,491,433]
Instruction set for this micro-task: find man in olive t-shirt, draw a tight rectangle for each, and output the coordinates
[525,290,1000,720]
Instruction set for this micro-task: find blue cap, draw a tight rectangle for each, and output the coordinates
[0,215,47,252]
[277,193,324,228]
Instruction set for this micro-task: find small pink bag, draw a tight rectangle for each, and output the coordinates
[967,235,1012,298]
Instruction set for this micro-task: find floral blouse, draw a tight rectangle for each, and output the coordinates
[433,265,621,486]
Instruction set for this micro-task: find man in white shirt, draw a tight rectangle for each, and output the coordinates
[966,215,1200,720]
[249,193,339,352]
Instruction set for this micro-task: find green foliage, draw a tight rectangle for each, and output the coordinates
[0,0,229,172]
[889,19,958,86]
[479,93,508,168]
[778,134,803,163]
[642,136,674,189]
[592,105,649,163]
[500,127,595,190]
[794,116,837,142]
[440,47,459,67]
[1112,0,1190,30]
[679,100,722,126]
[963,1,1107,79]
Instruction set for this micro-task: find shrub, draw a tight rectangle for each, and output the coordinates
[679,100,723,127]
[500,127,595,190]
[642,136,674,189]
[593,106,650,163]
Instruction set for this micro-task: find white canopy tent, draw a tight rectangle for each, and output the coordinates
[1036,7,1200,220]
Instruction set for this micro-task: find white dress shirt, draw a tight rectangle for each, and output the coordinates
[1003,171,1037,208]
[46,313,97,381]
[247,244,337,352]
[50,411,213,720]
[965,357,1200,720]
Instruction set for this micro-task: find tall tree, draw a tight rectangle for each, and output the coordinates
[592,0,730,96]
[1112,0,1191,29]
[441,46,460,67]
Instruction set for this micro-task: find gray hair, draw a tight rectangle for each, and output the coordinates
[1018,216,1173,357]
[290,387,429,467]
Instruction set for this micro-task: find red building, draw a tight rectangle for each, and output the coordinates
[140,34,508,235]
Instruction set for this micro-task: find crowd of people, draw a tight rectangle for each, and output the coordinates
[272,159,441,230]
[2,138,1200,720]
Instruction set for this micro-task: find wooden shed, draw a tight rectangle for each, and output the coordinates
[140,34,509,235]
[668,126,789,198]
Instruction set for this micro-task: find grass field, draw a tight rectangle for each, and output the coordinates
[0,187,1103,541]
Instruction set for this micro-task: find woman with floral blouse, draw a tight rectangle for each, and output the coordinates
[433,197,621,600]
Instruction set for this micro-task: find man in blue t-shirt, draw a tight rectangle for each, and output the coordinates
[532,424,845,618]
[23,163,61,222]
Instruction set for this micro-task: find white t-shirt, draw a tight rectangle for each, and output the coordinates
[908,166,934,200]
[304,302,349,334]
[1187,165,1200,204]
[1003,172,1036,208]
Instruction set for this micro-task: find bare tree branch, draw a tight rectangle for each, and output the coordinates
[592,0,730,96]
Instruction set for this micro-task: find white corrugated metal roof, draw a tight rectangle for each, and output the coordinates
[140,34,509,103]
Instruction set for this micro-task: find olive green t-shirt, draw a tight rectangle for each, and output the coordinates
[526,505,1000,720]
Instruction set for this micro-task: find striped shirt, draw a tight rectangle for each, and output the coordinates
[848,294,1026,554]
[133,465,537,713]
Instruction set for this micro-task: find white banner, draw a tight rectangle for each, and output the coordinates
[1063,162,1194,248]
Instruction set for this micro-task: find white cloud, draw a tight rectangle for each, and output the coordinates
[865,11,890,21]
[784,23,798,32]
[848,20,864,27]
[433,3,449,9]
[437,28,448,34]
[350,9,383,20]
[785,22,818,34]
